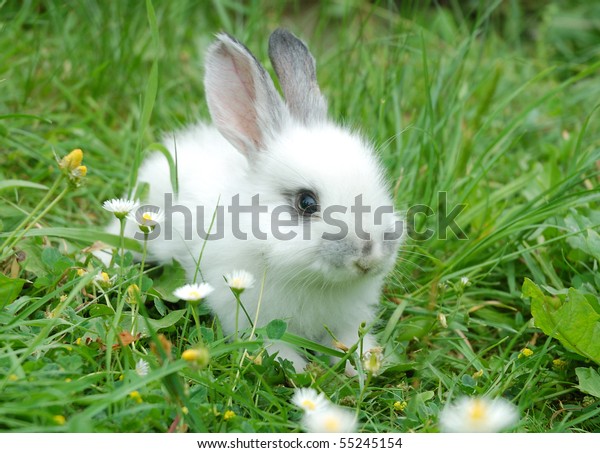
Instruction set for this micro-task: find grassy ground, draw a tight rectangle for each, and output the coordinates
[1,0,600,433]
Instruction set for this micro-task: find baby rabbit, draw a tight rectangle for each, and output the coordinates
[111,29,402,374]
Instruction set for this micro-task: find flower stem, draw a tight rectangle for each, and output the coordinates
[1,177,65,258]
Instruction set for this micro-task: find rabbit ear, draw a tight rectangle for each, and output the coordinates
[268,28,327,126]
[204,33,287,158]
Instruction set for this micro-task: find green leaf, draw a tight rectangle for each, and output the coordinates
[150,260,188,302]
[138,309,186,335]
[0,273,26,308]
[0,180,48,191]
[41,247,73,274]
[575,367,600,398]
[266,319,287,340]
[0,228,143,252]
[461,374,477,388]
[140,276,153,292]
[396,315,436,341]
[523,278,600,364]
[89,305,115,318]
[280,332,344,358]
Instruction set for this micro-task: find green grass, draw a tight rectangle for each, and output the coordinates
[1,0,600,433]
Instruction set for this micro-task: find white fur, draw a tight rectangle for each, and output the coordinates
[107,32,402,374]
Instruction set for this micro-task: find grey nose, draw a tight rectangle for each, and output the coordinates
[354,257,372,274]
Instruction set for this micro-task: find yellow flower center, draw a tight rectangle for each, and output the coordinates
[302,399,316,411]
[468,400,487,422]
[142,213,153,221]
[188,290,200,299]
[323,415,340,432]
[100,272,110,283]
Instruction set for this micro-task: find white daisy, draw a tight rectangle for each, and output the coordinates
[439,396,519,433]
[292,388,330,413]
[127,207,164,233]
[173,283,214,302]
[135,359,150,377]
[224,270,255,293]
[102,198,138,219]
[460,276,471,287]
[303,404,358,433]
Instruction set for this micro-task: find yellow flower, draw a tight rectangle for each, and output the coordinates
[72,165,87,177]
[182,406,189,415]
[76,268,87,277]
[75,337,82,345]
[518,348,533,359]
[223,410,236,421]
[52,415,66,425]
[394,401,408,412]
[552,359,567,370]
[127,284,141,305]
[59,149,83,171]
[129,391,143,404]
[59,149,88,183]
[473,369,484,379]
[182,347,210,368]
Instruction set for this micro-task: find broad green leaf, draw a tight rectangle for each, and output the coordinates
[523,278,600,364]
[150,260,188,302]
[0,273,26,308]
[137,309,186,335]
[41,247,73,274]
[575,367,600,398]
[266,319,287,340]
[89,305,115,318]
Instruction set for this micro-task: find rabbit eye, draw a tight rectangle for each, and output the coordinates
[296,191,319,216]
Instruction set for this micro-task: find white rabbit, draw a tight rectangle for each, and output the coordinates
[107,29,403,374]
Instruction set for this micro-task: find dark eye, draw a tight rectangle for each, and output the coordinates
[296,191,319,216]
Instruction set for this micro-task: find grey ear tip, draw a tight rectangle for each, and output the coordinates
[269,28,305,50]
[270,28,292,39]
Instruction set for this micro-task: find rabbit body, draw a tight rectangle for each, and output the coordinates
[112,30,402,373]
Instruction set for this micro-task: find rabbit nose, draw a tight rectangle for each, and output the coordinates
[354,258,372,274]
[354,241,376,273]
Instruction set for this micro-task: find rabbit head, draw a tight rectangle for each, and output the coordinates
[203,29,403,285]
